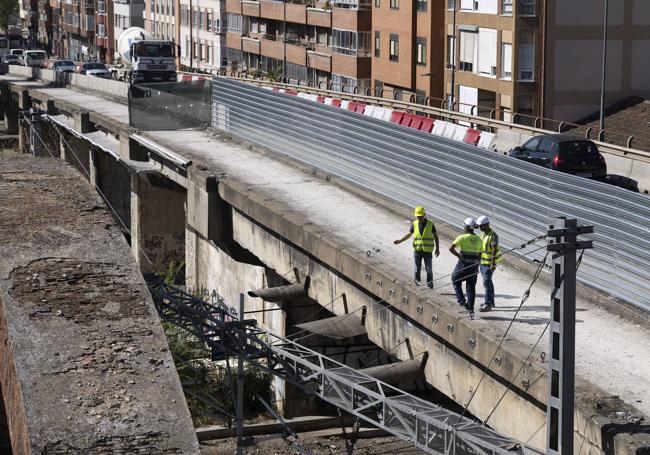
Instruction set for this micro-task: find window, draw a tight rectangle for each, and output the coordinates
[97,0,105,12]
[501,42,511,79]
[226,13,242,32]
[390,0,398,9]
[501,0,512,15]
[477,28,496,77]
[374,0,379,7]
[97,23,105,36]
[417,0,426,11]
[447,0,454,9]
[459,30,476,72]
[519,0,535,16]
[332,29,371,56]
[416,37,426,65]
[460,0,497,13]
[389,34,398,61]
[315,27,329,45]
[518,30,534,80]
[207,12,212,31]
[446,35,455,68]
[374,31,380,57]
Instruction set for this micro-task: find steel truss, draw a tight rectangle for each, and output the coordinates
[146,275,543,455]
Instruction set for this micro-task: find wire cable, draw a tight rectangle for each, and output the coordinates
[454,250,550,425]
[481,248,587,426]
[27,114,159,271]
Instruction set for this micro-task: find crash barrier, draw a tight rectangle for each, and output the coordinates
[128,80,212,130]
[261,85,498,152]
[7,65,129,100]
[213,77,650,313]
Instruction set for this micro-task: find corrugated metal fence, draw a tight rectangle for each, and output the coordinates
[212,77,650,313]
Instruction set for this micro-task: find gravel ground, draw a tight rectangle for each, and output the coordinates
[201,431,427,455]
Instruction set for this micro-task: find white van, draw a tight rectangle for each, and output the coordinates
[23,50,46,68]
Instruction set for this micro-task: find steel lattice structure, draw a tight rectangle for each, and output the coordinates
[146,276,543,455]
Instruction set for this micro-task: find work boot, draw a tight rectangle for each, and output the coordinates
[479,304,492,312]
[458,300,467,307]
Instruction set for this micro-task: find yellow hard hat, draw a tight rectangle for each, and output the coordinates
[414,206,426,217]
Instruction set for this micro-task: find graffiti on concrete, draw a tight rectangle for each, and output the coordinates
[142,232,185,268]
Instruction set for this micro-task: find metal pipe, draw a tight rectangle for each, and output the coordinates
[599,0,609,132]
[449,0,457,111]
[247,276,311,302]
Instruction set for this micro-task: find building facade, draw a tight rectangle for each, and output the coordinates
[222,0,372,92]
[179,0,225,70]
[113,0,145,52]
[95,0,115,62]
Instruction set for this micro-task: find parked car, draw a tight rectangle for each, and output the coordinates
[78,62,110,78]
[2,54,20,65]
[53,59,76,73]
[9,49,24,63]
[22,50,46,68]
[509,134,607,179]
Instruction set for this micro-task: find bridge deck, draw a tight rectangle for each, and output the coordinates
[25,81,650,417]
[0,153,199,453]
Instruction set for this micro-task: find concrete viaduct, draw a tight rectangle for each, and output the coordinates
[0,69,649,454]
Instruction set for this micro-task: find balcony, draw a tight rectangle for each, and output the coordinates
[226,31,242,50]
[260,0,283,20]
[241,0,259,16]
[261,35,284,59]
[307,50,330,72]
[332,53,370,78]
[226,0,241,13]
[332,7,370,30]
[306,7,330,27]
[242,36,261,54]
[286,41,306,65]
[285,2,306,23]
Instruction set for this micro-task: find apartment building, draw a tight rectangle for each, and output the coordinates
[145,0,178,41]
[20,0,38,45]
[371,0,444,102]
[223,0,372,91]
[36,0,52,52]
[179,0,226,70]
[113,0,145,51]
[443,0,650,124]
[95,0,114,62]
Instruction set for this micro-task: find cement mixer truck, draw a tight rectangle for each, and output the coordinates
[110,27,178,83]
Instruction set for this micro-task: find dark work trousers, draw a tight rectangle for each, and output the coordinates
[452,261,478,311]
[413,251,433,289]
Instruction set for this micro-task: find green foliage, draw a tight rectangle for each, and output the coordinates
[162,322,273,427]
[0,0,18,32]
[164,260,185,286]
[267,66,284,82]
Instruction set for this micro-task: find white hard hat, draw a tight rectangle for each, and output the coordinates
[476,215,490,226]
[464,217,477,228]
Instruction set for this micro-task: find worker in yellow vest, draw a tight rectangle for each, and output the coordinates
[394,206,439,289]
[449,218,482,318]
[477,215,502,312]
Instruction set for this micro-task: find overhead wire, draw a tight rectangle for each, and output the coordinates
[25,113,159,271]
[481,248,587,426]
[454,249,550,425]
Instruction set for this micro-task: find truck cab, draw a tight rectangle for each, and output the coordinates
[129,40,177,83]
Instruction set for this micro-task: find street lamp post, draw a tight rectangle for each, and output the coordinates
[599,0,608,133]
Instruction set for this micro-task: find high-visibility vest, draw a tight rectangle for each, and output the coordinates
[453,233,482,263]
[413,220,435,253]
[481,229,503,266]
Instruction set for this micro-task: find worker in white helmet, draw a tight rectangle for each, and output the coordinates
[476,215,502,312]
[449,218,482,318]
[394,206,439,289]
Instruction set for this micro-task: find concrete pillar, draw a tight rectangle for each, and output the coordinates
[131,172,186,274]
[93,149,131,240]
[4,104,18,135]
[119,130,149,161]
[59,130,91,180]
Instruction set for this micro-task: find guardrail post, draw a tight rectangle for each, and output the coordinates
[598,129,605,141]
[512,113,519,124]
[534,116,541,128]
[585,127,592,139]
[558,121,565,133]
[626,136,634,148]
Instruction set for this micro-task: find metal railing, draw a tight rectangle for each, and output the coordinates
[212,77,650,313]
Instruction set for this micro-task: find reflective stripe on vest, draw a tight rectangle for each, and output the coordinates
[455,233,482,263]
[413,220,435,253]
[481,230,503,265]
